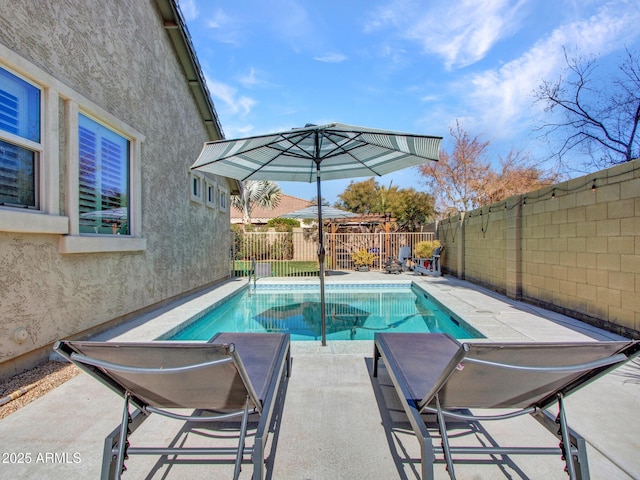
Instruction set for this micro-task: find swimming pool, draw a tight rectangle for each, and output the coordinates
[165,283,483,341]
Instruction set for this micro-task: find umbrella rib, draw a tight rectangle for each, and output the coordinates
[321,128,440,176]
[198,130,314,169]
[321,131,387,176]
[236,131,317,181]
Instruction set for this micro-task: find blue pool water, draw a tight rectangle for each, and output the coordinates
[166,283,483,341]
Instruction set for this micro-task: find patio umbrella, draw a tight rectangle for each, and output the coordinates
[191,122,441,345]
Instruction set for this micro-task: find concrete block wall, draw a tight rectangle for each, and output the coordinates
[435,158,640,338]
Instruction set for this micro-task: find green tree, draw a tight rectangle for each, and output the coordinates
[334,178,378,214]
[335,178,435,231]
[231,180,282,226]
[393,189,435,231]
[309,196,331,206]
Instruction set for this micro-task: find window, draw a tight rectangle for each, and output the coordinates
[59,104,145,253]
[205,180,216,208]
[0,67,41,209]
[78,114,129,235]
[219,187,228,211]
[1,49,143,245]
[190,172,203,203]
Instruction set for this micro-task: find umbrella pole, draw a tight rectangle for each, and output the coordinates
[315,158,327,346]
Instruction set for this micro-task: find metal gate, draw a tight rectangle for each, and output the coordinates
[231,230,434,277]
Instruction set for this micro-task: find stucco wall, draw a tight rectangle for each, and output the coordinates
[435,159,640,338]
[0,0,232,376]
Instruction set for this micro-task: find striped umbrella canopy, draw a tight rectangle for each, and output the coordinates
[191,123,441,345]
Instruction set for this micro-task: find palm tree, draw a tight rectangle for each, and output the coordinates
[231,180,282,226]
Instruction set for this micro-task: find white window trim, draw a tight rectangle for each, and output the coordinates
[205,179,217,208]
[0,50,66,234]
[219,185,228,212]
[190,172,204,204]
[59,101,145,254]
[0,45,146,251]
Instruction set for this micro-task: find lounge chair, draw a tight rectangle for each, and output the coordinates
[373,332,639,480]
[413,246,443,276]
[398,245,412,271]
[54,332,290,480]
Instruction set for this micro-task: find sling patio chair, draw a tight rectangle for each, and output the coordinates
[54,332,290,480]
[373,332,639,480]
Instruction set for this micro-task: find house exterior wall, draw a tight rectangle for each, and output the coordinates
[0,0,231,377]
[435,158,640,338]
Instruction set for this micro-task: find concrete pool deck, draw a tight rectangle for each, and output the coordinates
[1,272,638,479]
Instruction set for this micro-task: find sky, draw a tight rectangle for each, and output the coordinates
[178,0,640,204]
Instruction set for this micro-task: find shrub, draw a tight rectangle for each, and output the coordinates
[414,240,441,258]
[267,218,300,231]
[351,248,378,267]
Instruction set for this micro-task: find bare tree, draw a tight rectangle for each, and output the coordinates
[419,121,557,217]
[535,48,640,169]
[419,121,492,215]
[479,150,559,206]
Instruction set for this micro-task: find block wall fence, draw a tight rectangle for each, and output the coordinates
[434,158,640,338]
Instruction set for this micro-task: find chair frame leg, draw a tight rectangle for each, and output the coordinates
[556,393,590,480]
[233,397,250,480]
[435,395,456,479]
[535,407,590,480]
[116,392,132,479]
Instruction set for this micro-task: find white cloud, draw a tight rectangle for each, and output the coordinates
[375,44,408,67]
[205,77,256,116]
[206,9,231,29]
[238,68,260,88]
[202,8,246,46]
[178,0,197,21]
[367,0,527,69]
[314,53,348,63]
[416,0,528,69]
[224,123,256,139]
[450,1,640,140]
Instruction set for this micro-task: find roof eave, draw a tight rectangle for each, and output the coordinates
[155,0,241,194]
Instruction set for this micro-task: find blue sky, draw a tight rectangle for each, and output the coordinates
[179,0,640,204]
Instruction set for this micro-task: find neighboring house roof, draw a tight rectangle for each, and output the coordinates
[231,194,312,224]
[155,0,241,195]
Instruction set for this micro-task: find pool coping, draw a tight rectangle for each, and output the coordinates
[86,272,627,350]
[159,280,484,342]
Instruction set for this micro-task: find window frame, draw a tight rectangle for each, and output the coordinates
[205,178,217,208]
[0,45,146,252]
[0,53,66,234]
[190,171,203,204]
[77,113,131,236]
[59,103,145,254]
[0,67,41,209]
[219,185,228,212]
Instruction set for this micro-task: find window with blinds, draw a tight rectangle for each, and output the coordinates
[78,113,130,235]
[0,67,40,209]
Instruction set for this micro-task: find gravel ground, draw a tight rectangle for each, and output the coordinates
[0,361,80,419]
